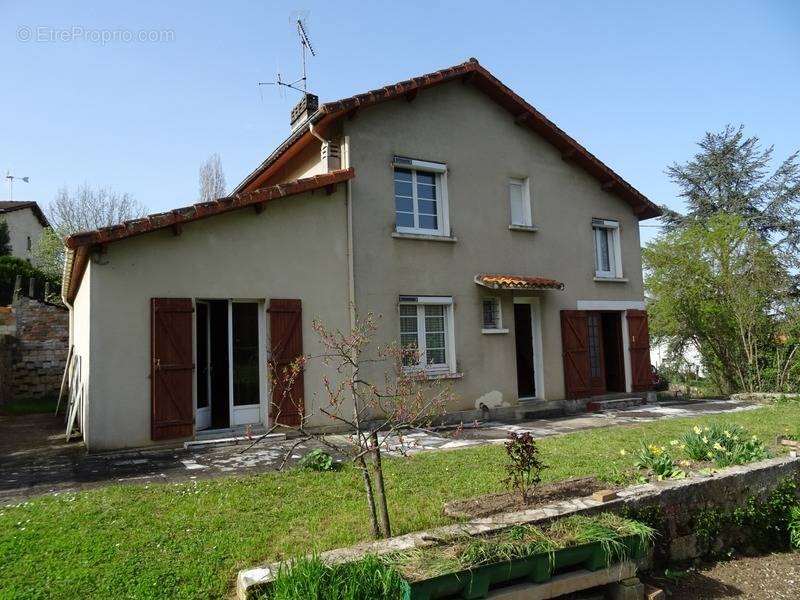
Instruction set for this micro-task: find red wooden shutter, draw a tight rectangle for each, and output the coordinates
[269,299,304,426]
[627,309,653,392]
[151,298,194,441]
[561,310,591,399]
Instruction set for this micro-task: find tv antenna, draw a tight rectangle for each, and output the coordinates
[259,17,317,96]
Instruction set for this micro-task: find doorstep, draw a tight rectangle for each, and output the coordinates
[185,429,285,449]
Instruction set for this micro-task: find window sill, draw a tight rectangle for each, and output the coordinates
[593,276,629,283]
[403,369,463,381]
[481,328,509,335]
[392,231,457,242]
[508,224,539,232]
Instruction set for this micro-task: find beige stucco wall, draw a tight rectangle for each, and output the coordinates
[343,81,647,410]
[2,208,44,260]
[70,261,91,433]
[77,188,350,451]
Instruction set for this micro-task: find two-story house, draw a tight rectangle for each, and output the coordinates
[0,201,49,260]
[62,59,661,451]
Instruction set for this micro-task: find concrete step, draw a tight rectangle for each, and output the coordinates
[586,397,645,412]
[186,430,285,449]
[515,400,567,420]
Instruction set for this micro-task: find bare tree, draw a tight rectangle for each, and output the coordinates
[47,185,148,234]
[247,313,455,539]
[198,153,226,202]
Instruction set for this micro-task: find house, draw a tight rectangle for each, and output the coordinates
[62,59,661,451]
[0,201,49,260]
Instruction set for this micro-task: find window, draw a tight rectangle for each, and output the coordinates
[509,177,532,226]
[592,218,623,278]
[399,296,455,372]
[231,302,260,406]
[393,157,449,236]
[26,236,32,252]
[481,297,504,332]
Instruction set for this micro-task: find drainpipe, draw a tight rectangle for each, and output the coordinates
[309,122,355,330]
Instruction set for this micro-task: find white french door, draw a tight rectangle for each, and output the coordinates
[195,301,211,431]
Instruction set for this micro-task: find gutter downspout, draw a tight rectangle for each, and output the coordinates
[309,121,355,330]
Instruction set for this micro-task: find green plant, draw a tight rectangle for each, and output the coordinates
[789,506,800,550]
[265,555,406,600]
[503,432,547,501]
[681,423,768,467]
[299,449,337,472]
[632,442,686,480]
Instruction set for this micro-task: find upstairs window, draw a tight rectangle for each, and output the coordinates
[509,177,532,227]
[592,218,623,279]
[393,157,449,236]
[399,296,454,372]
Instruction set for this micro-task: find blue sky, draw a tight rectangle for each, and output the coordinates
[2,1,798,244]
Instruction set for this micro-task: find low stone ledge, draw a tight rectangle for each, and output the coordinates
[236,455,800,599]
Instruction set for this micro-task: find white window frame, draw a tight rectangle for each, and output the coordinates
[509,176,532,227]
[398,295,456,374]
[592,219,623,279]
[393,157,450,237]
[481,297,508,334]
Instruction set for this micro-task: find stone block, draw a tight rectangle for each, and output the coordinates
[644,584,666,600]
[608,576,644,600]
[592,489,618,502]
[669,534,698,561]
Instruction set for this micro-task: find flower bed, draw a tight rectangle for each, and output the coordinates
[259,514,655,600]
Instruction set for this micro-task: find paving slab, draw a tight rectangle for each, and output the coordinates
[0,398,760,504]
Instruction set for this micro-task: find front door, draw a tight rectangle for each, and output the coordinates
[195,301,211,431]
[514,303,536,398]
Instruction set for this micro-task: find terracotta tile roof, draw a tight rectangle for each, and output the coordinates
[61,168,354,303]
[65,168,354,250]
[474,274,565,291]
[234,58,661,220]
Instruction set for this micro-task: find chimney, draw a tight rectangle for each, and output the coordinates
[290,93,319,132]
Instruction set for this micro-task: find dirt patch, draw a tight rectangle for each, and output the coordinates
[443,477,610,519]
[646,552,800,599]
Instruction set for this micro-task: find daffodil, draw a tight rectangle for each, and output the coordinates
[713,442,724,451]
[723,430,732,438]
[693,426,702,435]
[702,436,709,444]
[619,449,627,456]
[670,440,680,446]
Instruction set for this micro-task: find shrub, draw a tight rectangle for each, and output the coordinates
[681,423,768,467]
[790,506,800,550]
[632,442,686,480]
[299,449,336,472]
[503,432,547,501]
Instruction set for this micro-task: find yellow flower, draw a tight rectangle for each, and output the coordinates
[619,449,627,456]
[752,435,758,441]
[693,426,703,435]
[670,440,680,446]
[713,442,724,451]
[680,444,687,450]
[706,452,714,459]
[704,426,710,432]
[702,436,709,444]
[680,460,692,467]
[723,430,732,438]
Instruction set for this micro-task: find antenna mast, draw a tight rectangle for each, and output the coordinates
[259,17,317,96]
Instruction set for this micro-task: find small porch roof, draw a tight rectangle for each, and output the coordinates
[474,273,565,291]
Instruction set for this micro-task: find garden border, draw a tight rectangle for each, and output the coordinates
[236,455,800,599]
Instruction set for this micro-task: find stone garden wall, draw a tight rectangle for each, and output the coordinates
[0,296,69,404]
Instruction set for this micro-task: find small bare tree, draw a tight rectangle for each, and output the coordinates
[198,153,226,202]
[48,184,148,234]
[249,313,455,539]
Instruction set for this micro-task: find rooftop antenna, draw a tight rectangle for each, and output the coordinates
[5,172,30,201]
[259,16,317,96]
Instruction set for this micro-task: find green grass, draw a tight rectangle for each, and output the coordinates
[0,403,797,599]
[0,394,58,416]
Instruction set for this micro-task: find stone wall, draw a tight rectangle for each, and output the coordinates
[0,296,69,404]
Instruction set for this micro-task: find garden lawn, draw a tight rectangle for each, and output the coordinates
[1,403,798,599]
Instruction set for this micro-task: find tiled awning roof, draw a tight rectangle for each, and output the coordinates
[474,274,565,291]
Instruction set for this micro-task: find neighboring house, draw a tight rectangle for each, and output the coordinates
[0,201,49,260]
[651,340,705,379]
[62,59,661,451]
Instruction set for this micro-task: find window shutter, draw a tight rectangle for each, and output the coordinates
[151,298,194,441]
[268,299,304,426]
[561,310,591,399]
[627,309,653,392]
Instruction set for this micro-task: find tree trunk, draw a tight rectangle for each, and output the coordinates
[356,455,381,539]
[370,431,392,538]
